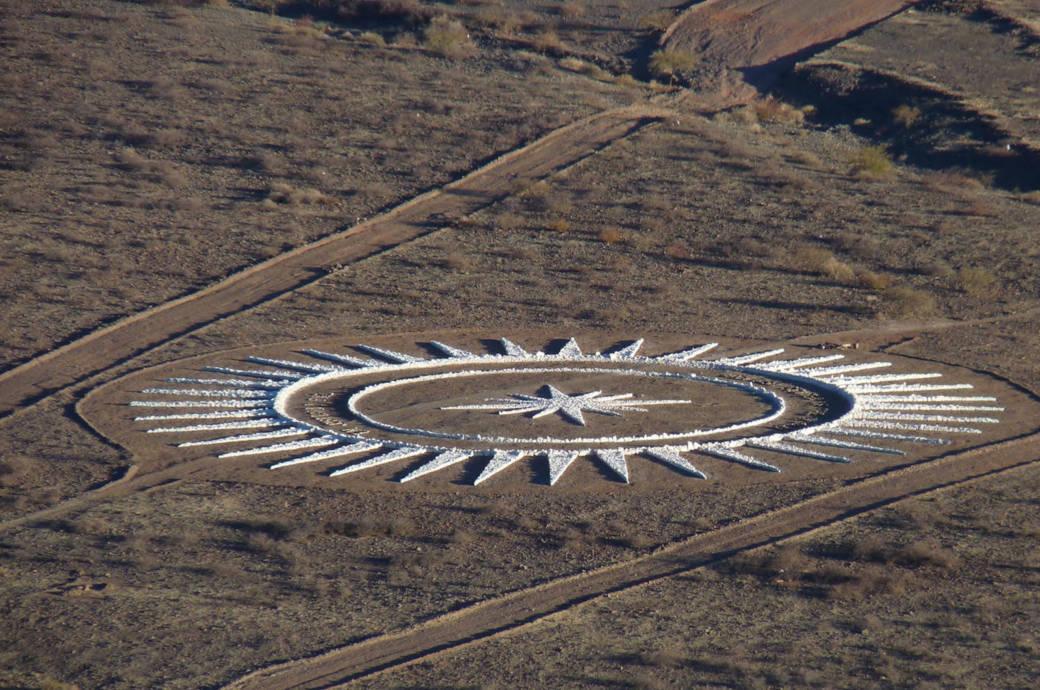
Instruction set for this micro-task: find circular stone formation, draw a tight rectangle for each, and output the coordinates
[128,336,1004,486]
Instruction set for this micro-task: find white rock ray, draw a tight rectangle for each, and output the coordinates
[699,447,780,473]
[204,366,303,380]
[841,420,983,434]
[220,436,339,458]
[848,383,975,393]
[134,410,270,421]
[828,373,942,385]
[860,413,999,423]
[746,440,849,463]
[329,447,427,477]
[594,449,630,483]
[355,344,422,363]
[429,341,475,358]
[140,388,271,398]
[130,399,268,408]
[300,349,376,368]
[793,435,905,455]
[547,450,579,486]
[247,356,341,374]
[166,377,287,388]
[857,395,997,403]
[825,428,950,445]
[608,339,644,360]
[556,338,583,358]
[147,419,283,433]
[644,448,707,479]
[400,450,473,482]
[178,428,308,447]
[268,441,382,469]
[473,450,527,485]
[799,362,891,377]
[713,348,786,366]
[499,338,529,356]
[861,404,1003,412]
[656,342,718,362]
[756,354,845,371]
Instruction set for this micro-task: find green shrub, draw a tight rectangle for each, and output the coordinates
[423,16,476,59]
[648,48,696,82]
[849,145,894,179]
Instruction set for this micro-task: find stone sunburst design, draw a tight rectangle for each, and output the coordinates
[441,384,692,426]
[129,337,1003,486]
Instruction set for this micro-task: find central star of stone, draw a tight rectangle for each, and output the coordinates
[441,384,691,426]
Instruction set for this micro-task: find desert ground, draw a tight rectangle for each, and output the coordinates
[1,1,1038,689]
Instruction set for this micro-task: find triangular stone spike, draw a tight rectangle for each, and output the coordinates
[300,349,376,368]
[848,383,974,393]
[131,399,268,408]
[828,373,942,385]
[219,435,338,458]
[141,388,270,398]
[247,356,340,373]
[842,420,982,434]
[134,410,268,421]
[700,447,780,472]
[593,449,630,483]
[860,413,999,423]
[354,344,421,363]
[178,428,307,447]
[657,343,718,362]
[608,339,644,360]
[713,349,786,366]
[794,435,905,456]
[429,341,476,358]
[328,446,427,477]
[473,450,527,485]
[547,450,579,486]
[399,450,472,483]
[499,338,528,356]
[644,449,707,479]
[269,441,382,469]
[555,338,582,358]
[746,440,849,463]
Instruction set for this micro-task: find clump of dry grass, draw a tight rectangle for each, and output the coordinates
[956,266,998,296]
[879,285,937,318]
[265,182,333,206]
[639,9,675,31]
[358,31,386,47]
[546,218,571,233]
[752,97,805,125]
[856,269,893,291]
[648,48,696,82]
[793,245,854,282]
[665,241,691,261]
[923,170,985,194]
[849,145,895,179]
[598,227,625,245]
[423,16,476,59]
[559,1,585,20]
[891,103,922,128]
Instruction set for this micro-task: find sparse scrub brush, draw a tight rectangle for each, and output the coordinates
[956,266,997,296]
[879,285,936,319]
[648,49,696,82]
[849,145,894,179]
[423,16,476,59]
[891,104,922,128]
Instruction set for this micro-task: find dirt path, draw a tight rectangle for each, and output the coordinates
[0,107,660,421]
[225,432,1040,690]
[662,0,913,87]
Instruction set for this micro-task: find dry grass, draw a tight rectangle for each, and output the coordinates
[891,103,922,128]
[879,285,937,318]
[848,145,895,179]
[648,49,697,81]
[424,16,476,59]
[598,227,625,245]
[752,97,805,125]
[956,266,998,296]
[265,183,334,207]
[639,10,675,31]
[792,245,855,282]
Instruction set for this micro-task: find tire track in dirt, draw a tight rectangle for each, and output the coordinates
[225,432,1040,690]
[0,107,661,422]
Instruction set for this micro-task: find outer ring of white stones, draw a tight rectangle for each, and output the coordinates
[130,337,1004,485]
[335,366,785,446]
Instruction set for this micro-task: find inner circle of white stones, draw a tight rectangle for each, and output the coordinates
[343,366,785,445]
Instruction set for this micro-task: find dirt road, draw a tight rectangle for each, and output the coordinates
[0,108,658,421]
[225,431,1040,690]
[662,0,913,86]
